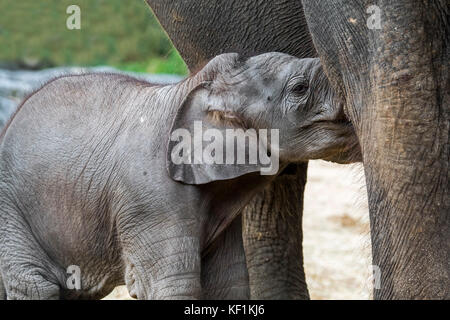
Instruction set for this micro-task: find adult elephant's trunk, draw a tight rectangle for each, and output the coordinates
[303,0,449,299]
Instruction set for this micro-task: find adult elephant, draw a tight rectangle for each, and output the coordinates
[146,0,316,299]
[146,0,449,299]
[301,0,449,299]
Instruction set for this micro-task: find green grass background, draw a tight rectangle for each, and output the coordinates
[0,0,188,75]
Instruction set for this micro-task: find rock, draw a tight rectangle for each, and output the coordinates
[0,96,17,128]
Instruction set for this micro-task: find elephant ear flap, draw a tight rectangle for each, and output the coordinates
[166,83,272,185]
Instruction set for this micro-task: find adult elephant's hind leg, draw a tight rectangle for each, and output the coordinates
[243,163,309,300]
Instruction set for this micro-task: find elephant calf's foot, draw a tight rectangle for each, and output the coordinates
[125,259,202,300]
[122,233,203,300]
[124,262,139,299]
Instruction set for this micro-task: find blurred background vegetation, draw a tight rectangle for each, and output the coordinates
[0,0,188,75]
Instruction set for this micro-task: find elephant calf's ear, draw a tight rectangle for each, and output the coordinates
[166,83,267,185]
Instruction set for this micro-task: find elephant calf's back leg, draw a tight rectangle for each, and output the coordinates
[3,271,60,300]
[0,210,61,299]
[1,244,61,300]
[1,249,61,300]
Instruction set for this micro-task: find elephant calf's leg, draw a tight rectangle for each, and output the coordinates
[0,271,6,300]
[1,251,60,300]
[121,218,202,299]
[1,252,61,300]
[0,212,61,300]
[201,217,250,299]
[3,270,60,300]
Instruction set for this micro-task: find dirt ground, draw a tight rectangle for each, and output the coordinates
[104,160,372,300]
[302,160,372,299]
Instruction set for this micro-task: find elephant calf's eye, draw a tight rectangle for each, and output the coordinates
[291,82,309,96]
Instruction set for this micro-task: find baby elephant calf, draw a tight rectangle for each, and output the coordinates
[0,53,359,299]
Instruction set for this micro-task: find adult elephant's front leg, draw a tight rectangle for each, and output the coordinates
[242,163,309,300]
[302,0,449,299]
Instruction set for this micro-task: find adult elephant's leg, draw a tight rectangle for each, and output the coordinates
[146,0,314,299]
[243,163,309,299]
[303,0,449,299]
[147,0,316,67]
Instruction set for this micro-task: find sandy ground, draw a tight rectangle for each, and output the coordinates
[303,160,372,299]
[104,160,372,300]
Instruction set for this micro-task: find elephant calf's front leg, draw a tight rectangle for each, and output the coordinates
[121,218,202,299]
[0,271,6,300]
[201,217,250,299]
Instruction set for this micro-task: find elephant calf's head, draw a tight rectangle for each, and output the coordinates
[167,53,360,184]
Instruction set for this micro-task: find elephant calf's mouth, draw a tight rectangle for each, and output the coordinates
[312,117,354,133]
[320,118,362,164]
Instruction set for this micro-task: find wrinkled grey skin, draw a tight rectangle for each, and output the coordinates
[149,0,449,299]
[0,53,357,299]
[0,273,5,300]
[302,0,449,299]
[147,0,318,299]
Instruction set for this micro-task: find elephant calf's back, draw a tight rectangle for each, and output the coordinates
[0,73,152,298]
